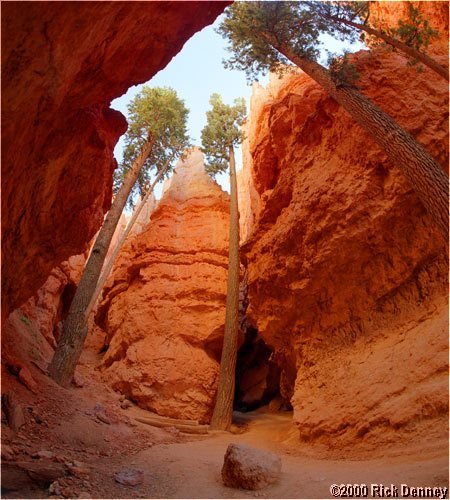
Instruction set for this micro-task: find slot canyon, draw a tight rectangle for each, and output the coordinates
[1,2,448,499]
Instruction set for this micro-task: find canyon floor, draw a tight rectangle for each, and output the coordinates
[2,344,448,500]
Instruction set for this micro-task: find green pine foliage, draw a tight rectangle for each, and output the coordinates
[114,86,190,207]
[390,4,439,51]
[218,2,363,83]
[305,1,369,42]
[304,1,438,52]
[307,1,440,73]
[327,51,360,87]
[390,3,439,70]
[200,93,246,178]
[217,2,323,82]
[219,2,440,82]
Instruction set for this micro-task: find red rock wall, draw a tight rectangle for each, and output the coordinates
[239,4,448,453]
[369,1,449,55]
[1,1,229,321]
[2,253,87,397]
[95,149,230,423]
[19,255,86,350]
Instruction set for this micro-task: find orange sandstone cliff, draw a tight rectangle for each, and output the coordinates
[368,1,449,56]
[238,9,448,453]
[1,1,229,322]
[95,149,230,423]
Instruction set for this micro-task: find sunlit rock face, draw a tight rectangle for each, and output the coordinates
[130,193,157,236]
[238,1,448,453]
[2,253,86,394]
[19,255,87,350]
[95,149,230,423]
[369,1,449,55]
[1,1,229,322]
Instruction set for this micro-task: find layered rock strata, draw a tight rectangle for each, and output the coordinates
[2,1,229,321]
[19,255,86,349]
[2,254,86,395]
[95,149,230,423]
[239,4,448,452]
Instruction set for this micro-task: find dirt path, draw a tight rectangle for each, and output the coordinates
[2,341,448,499]
[107,412,449,499]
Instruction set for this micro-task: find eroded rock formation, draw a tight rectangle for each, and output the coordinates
[19,255,86,350]
[2,254,86,396]
[130,193,157,236]
[369,1,449,56]
[239,4,448,451]
[2,1,229,321]
[95,149,230,423]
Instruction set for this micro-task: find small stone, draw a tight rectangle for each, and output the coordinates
[72,373,85,388]
[61,486,75,498]
[18,367,38,393]
[114,468,144,486]
[68,465,90,477]
[49,480,62,496]
[221,443,282,490]
[18,460,66,483]
[120,400,132,410]
[94,403,117,425]
[97,413,111,425]
[119,395,126,402]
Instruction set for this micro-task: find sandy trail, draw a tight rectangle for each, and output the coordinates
[2,344,447,499]
[115,411,449,499]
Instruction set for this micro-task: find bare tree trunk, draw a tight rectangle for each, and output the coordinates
[48,137,155,386]
[85,155,172,318]
[210,146,240,431]
[267,35,448,242]
[328,15,449,81]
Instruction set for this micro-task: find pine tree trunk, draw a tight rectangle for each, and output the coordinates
[270,37,448,242]
[85,155,172,318]
[210,146,240,431]
[48,137,155,386]
[329,15,449,81]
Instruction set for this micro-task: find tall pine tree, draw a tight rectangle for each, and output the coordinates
[201,93,246,430]
[218,2,448,241]
[49,87,190,386]
[307,2,448,80]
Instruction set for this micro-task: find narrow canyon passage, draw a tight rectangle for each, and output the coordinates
[2,148,448,499]
[121,415,448,499]
[234,325,283,413]
[1,328,447,499]
[2,2,449,499]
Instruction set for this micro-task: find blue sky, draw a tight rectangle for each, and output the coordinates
[111,13,255,197]
[111,12,364,199]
